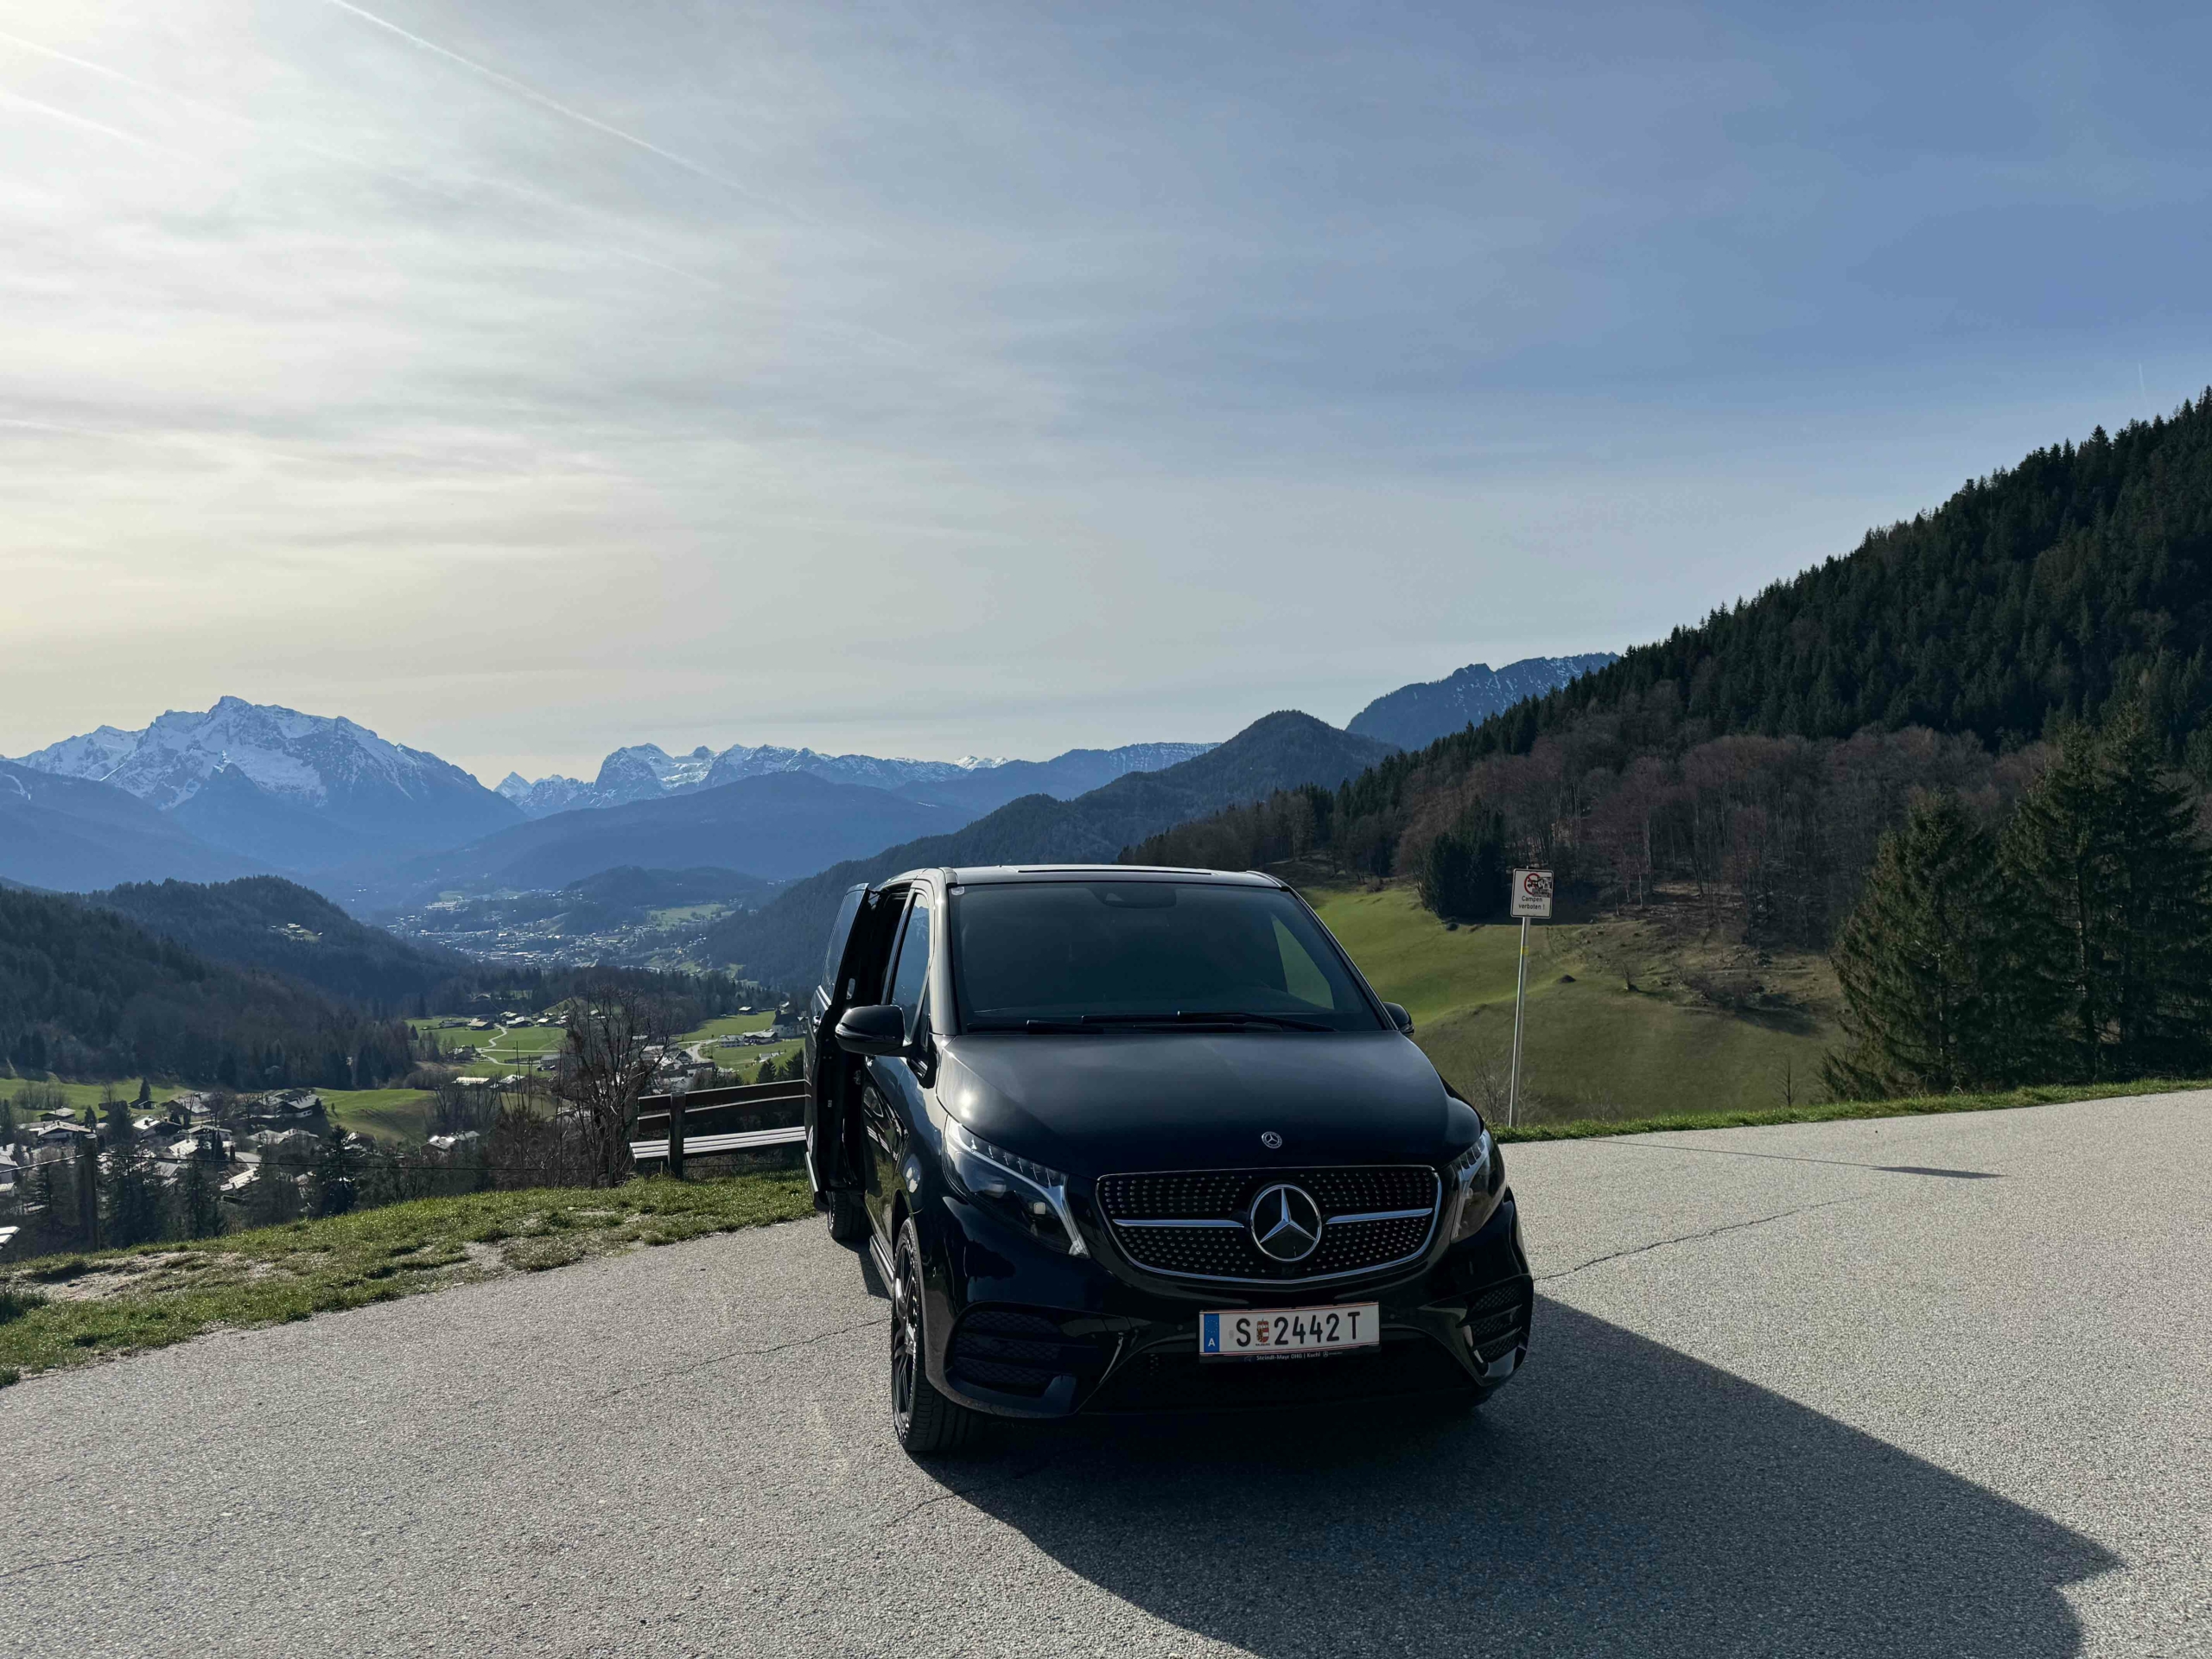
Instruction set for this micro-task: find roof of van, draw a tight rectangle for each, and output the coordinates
[899,864,1284,889]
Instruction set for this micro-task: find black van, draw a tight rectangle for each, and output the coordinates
[803,864,1532,1455]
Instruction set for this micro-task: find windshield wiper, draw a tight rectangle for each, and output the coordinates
[1166,1010,1333,1032]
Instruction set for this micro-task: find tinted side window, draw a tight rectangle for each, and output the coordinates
[821,886,866,996]
[886,901,933,1038]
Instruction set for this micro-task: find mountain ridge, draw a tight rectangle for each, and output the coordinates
[0,759,264,893]
[1348,654,1619,751]
[86,875,466,1009]
[1131,399,2212,957]
[699,710,1393,989]
[0,886,416,1088]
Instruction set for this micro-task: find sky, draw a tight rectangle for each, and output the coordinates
[3,1,2209,785]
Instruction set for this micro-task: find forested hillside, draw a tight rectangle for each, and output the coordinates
[1470,398,2212,762]
[89,876,463,1008]
[704,711,1392,988]
[0,888,414,1087]
[1134,401,2212,951]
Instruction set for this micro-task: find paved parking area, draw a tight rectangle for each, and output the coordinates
[3,1090,2206,1656]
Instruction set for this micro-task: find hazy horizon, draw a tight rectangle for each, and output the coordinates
[5,2,2207,782]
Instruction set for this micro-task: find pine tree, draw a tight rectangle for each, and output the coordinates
[176,1155,226,1240]
[2000,708,2212,1079]
[105,1149,167,1248]
[1825,793,2011,1096]
[1416,810,1510,922]
[309,1134,357,1218]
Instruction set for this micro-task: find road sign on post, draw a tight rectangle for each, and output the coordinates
[1506,869,1553,1126]
[1510,868,1554,919]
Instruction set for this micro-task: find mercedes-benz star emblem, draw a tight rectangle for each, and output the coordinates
[1248,1183,1323,1262]
[1260,1130,1282,1150]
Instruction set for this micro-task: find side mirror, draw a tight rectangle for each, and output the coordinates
[834,1004,906,1057]
[1383,1002,1414,1034]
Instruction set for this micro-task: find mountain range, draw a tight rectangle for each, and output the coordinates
[1345,654,1619,750]
[324,769,970,915]
[12,697,520,871]
[496,738,1217,819]
[699,710,1394,990]
[1,656,1605,909]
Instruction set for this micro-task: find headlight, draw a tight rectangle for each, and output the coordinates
[1448,1126,1497,1243]
[944,1119,1085,1255]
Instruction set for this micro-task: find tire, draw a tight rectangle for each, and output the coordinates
[890,1220,982,1457]
[824,1187,869,1243]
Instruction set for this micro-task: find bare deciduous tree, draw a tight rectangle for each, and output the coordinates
[555,986,672,1186]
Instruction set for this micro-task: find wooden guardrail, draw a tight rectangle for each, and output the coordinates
[630,1078,810,1172]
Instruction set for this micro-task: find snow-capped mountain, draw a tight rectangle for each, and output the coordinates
[497,741,1014,819]
[11,697,520,868]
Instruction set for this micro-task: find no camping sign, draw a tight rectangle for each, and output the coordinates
[1510,868,1554,920]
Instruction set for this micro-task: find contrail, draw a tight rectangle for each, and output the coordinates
[0,86,169,156]
[318,0,793,215]
[0,27,155,90]
[0,24,740,293]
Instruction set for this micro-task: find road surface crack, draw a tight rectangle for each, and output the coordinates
[1536,1196,1865,1284]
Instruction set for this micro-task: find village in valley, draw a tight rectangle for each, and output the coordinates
[1,999,802,1259]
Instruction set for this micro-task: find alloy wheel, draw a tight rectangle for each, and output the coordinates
[890,1244,921,1425]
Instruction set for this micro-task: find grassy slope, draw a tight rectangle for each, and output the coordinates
[0,1172,813,1385]
[1306,885,1842,1121]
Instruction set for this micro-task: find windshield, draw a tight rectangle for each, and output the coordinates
[950,881,1384,1032]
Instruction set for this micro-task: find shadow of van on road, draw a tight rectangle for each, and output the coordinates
[938,1298,2116,1658]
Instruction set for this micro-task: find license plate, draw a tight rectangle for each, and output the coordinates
[1200,1303,1379,1360]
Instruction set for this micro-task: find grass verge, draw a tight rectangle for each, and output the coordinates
[0,1172,812,1387]
[1491,1077,2210,1143]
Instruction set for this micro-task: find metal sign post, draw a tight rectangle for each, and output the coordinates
[1506,869,1554,1128]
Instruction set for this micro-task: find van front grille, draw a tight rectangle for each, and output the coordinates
[1094,1166,1440,1283]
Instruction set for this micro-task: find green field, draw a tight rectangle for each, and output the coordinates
[410,1017,566,1077]
[1305,885,1843,1123]
[321,1089,439,1142]
[680,1012,778,1043]
[721,1040,803,1079]
[3,1078,164,1113]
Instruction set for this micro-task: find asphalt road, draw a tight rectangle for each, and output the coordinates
[5,1091,2207,1658]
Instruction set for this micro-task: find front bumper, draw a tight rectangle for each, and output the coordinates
[917,1185,1533,1419]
